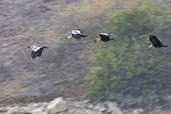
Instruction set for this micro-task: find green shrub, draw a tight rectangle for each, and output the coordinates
[84,48,116,100]
[84,38,171,100]
[84,1,170,101]
[84,38,145,99]
[105,1,165,38]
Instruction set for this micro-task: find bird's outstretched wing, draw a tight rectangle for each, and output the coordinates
[31,51,37,59]
[37,49,43,56]
[150,35,162,47]
[80,34,88,37]
[37,46,47,56]
[37,47,47,57]
[72,30,82,35]
[100,34,110,42]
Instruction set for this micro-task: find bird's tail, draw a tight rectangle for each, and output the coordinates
[162,45,168,47]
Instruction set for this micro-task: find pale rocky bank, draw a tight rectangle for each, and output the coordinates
[0,97,170,114]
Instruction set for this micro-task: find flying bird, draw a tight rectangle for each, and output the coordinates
[94,33,114,42]
[146,34,167,48]
[65,30,88,40]
[27,45,48,59]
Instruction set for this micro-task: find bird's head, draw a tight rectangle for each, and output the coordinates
[146,44,154,48]
[94,39,101,42]
[27,45,34,49]
[65,34,72,39]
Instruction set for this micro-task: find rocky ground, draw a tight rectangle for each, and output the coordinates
[0,97,170,114]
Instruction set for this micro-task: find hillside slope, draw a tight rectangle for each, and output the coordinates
[0,0,92,104]
[0,0,171,105]
[0,0,120,104]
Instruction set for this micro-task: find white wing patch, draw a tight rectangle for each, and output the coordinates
[72,30,82,35]
[100,33,109,36]
[32,46,41,52]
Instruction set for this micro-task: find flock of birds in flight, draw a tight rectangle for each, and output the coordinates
[27,30,167,60]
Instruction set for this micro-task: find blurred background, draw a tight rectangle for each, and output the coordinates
[0,0,170,109]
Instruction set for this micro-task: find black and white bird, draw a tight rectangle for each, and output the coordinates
[27,45,48,59]
[94,33,114,42]
[66,30,88,40]
[146,34,167,48]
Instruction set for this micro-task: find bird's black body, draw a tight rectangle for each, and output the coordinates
[99,33,111,42]
[94,33,114,42]
[150,35,162,48]
[148,34,167,48]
